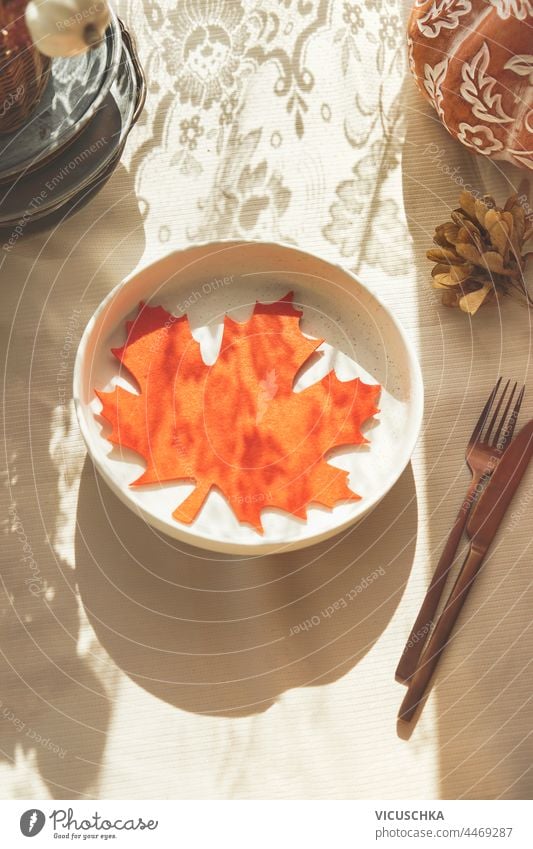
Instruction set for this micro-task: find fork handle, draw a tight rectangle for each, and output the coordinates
[395,476,480,683]
[398,544,486,722]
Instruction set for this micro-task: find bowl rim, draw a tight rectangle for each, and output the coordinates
[73,239,424,555]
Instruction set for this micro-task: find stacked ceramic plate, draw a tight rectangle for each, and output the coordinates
[0,10,145,234]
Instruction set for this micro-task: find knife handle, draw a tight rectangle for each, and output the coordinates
[398,544,486,723]
[395,478,478,684]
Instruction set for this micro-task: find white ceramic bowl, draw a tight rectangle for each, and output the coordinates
[74,241,423,554]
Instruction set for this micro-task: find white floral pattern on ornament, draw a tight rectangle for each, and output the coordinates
[488,0,533,19]
[504,54,533,84]
[423,59,448,120]
[416,0,472,38]
[460,42,513,125]
[457,123,504,154]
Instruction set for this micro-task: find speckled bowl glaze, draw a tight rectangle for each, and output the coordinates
[74,241,424,555]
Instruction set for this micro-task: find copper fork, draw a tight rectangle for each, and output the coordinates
[396,378,525,684]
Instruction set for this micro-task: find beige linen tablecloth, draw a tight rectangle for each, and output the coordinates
[1,0,532,800]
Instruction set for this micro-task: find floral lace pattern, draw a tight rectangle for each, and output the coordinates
[124,0,411,273]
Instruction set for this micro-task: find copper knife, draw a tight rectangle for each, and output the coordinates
[399,417,533,722]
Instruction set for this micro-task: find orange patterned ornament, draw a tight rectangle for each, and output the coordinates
[407,1,533,170]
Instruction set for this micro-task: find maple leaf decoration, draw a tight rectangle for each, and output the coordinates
[96,293,381,532]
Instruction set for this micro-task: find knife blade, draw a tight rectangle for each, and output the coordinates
[399,417,533,722]
[467,417,533,552]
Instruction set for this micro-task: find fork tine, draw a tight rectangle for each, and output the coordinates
[484,379,510,445]
[498,384,525,450]
[491,381,517,449]
[468,377,501,451]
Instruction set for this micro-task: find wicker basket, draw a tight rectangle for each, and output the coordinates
[0,0,50,134]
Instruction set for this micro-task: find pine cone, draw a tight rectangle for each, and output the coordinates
[427,185,533,315]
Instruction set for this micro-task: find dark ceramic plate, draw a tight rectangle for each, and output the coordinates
[0,29,142,229]
[0,9,121,183]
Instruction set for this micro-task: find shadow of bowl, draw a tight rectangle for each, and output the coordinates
[75,457,418,717]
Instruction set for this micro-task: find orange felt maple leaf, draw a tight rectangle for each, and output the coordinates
[96,293,381,532]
